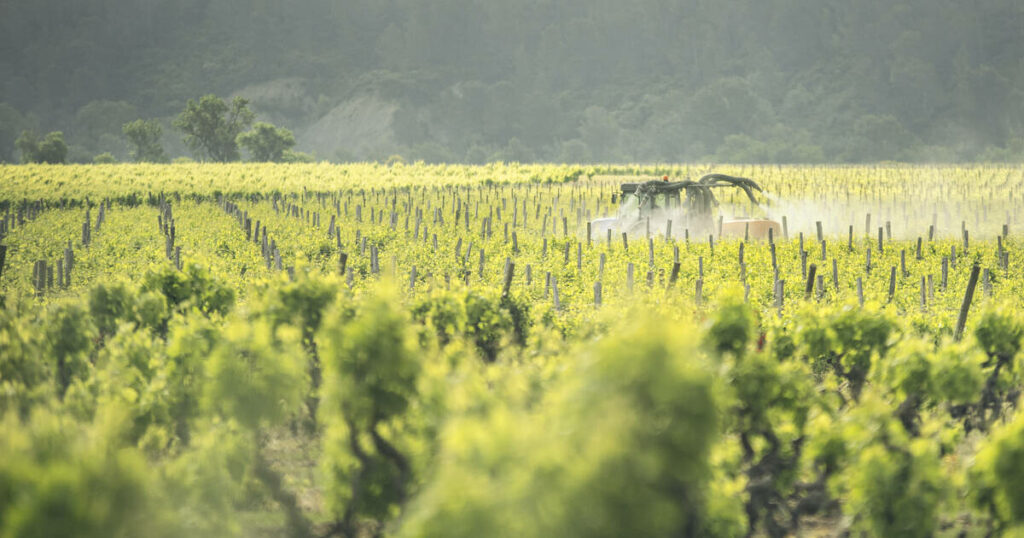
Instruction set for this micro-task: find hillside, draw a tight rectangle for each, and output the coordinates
[1,0,1022,163]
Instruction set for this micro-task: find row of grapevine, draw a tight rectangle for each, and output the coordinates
[2,266,1023,536]
[1,163,1023,536]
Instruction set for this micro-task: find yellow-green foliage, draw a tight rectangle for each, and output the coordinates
[973,408,1024,527]
[398,317,721,537]
[203,318,306,430]
[1,163,1023,536]
[0,407,177,538]
[319,285,425,521]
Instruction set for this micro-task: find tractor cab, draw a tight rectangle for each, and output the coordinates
[617,184,683,219]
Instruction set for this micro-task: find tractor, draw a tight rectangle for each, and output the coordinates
[591,173,781,240]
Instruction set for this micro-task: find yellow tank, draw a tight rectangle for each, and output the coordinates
[721,218,781,240]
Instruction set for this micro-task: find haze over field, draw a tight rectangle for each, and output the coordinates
[1,0,1023,164]
[4,2,1024,534]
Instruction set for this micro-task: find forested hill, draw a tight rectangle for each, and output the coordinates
[1,0,1023,163]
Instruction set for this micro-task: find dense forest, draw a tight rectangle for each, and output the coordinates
[1,0,1023,163]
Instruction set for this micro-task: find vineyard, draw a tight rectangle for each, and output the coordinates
[1,163,1024,537]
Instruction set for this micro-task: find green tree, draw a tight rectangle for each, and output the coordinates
[281,149,315,163]
[122,119,168,163]
[173,95,254,162]
[14,131,37,163]
[73,100,138,159]
[0,104,30,163]
[845,115,915,162]
[93,152,116,164]
[16,131,68,164]
[237,122,296,162]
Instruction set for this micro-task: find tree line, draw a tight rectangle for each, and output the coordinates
[13,95,311,164]
[1,0,1023,163]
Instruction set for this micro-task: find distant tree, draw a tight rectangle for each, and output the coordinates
[237,122,296,162]
[15,131,37,163]
[685,78,773,150]
[845,115,915,162]
[558,139,591,163]
[282,149,315,163]
[16,131,68,164]
[93,152,117,164]
[578,107,621,161]
[0,103,30,163]
[173,95,254,162]
[74,100,138,159]
[39,132,69,164]
[122,119,168,163]
[491,137,533,163]
[715,134,773,163]
[75,101,138,140]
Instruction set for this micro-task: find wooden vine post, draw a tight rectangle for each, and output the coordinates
[953,264,981,342]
